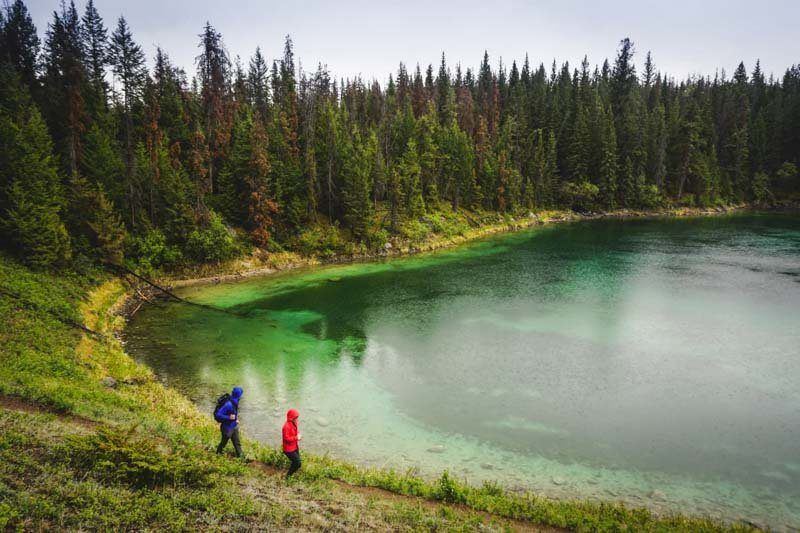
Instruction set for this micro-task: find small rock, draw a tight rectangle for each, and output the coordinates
[551,476,567,486]
[101,376,117,388]
[648,490,666,500]
[384,242,393,251]
[426,445,446,453]
[316,417,330,427]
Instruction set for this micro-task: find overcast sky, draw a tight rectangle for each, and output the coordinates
[25,0,800,83]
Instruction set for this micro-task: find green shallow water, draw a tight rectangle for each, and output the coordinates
[124,214,800,529]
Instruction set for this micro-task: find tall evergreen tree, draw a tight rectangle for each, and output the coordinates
[1,0,40,95]
[247,47,269,118]
[196,22,232,199]
[1,101,71,266]
[81,0,109,101]
[340,128,375,239]
[108,16,146,225]
[42,1,88,175]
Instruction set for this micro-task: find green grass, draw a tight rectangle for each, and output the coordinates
[0,252,763,531]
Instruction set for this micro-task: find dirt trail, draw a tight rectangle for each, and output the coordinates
[247,461,563,533]
[0,394,563,532]
[0,394,99,429]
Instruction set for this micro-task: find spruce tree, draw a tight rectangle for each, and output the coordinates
[81,0,109,100]
[245,114,278,246]
[109,16,146,225]
[1,104,71,266]
[398,139,424,217]
[248,47,270,119]
[1,0,40,96]
[341,129,374,239]
[599,107,618,209]
[42,1,89,175]
[417,106,439,203]
[81,122,125,205]
[66,173,126,262]
[197,22,233,196]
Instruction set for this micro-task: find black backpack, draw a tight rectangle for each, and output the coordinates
[213,393,231,420]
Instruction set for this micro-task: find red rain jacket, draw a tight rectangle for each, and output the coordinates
[282,409,299,452]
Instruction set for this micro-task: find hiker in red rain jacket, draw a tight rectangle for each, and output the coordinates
[282,409,302,476]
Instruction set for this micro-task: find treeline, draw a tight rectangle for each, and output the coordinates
[1,0,798,268]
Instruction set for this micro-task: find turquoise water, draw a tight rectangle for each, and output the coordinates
[125,214,800,529]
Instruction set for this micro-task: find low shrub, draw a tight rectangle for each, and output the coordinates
[58,428,231,489]
[185,212,239,263]
[398,218,430,244]
[294,223,346,258]
[125,229,182,272]
[436,470,468,504]
[560,181,600,212]
[639,184,664,209]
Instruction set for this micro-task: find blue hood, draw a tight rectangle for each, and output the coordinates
[231,387,243,403]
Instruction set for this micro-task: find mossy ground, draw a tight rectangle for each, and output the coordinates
[0,213,764,532]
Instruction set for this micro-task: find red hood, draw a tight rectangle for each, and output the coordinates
[286,409,299,421]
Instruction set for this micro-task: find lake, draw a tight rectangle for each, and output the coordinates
[124,214,800,529]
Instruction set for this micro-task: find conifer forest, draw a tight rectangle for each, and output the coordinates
[1,0,799,269]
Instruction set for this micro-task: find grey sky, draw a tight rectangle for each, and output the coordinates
[26,0,800,83]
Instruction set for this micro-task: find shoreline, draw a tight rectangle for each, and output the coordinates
[127,204,760,300]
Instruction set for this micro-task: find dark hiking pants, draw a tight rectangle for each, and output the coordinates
[217,427,242,457]
[284,450,301,477]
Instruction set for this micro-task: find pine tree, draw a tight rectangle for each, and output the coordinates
[81,122,125,205]
[644,103,667,190]
[619,155,636,207]
[245,115,278,246]
[566,102,590,183]
[152,48,189,148]
[437,120,474,209]
[642,51,655,89]
[248,47,270,118]
[81,0,109,100]
[474,116,492,207]
[197,22,233,196]
[599,107,618,209]
[0,103,71,266]
[1,0,40,95]
[66,173,126,262]
[42,1,88,175]
[272,35,303,228]
[341,129,374,239]
[397,139,424,217]
[109,16,146,225]
[417,105,439,203]
[436,53,451,125]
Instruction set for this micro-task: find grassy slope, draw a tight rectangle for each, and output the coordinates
[0,246,759,531]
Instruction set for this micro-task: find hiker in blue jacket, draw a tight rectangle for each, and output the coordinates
[215,386,243,457]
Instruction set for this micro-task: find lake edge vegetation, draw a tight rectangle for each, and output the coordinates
[1,0,799,273]
[0,253,762,531]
